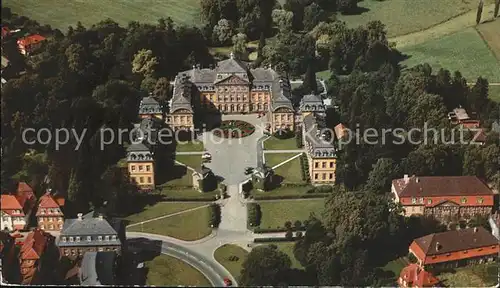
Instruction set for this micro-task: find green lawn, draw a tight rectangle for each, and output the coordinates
[251,185,317,199]
[265,153,298,168]
[489,85,500,103]
[270,242,303,269]
[437,263,498,287]
[157,187,219,200]
[127,206,212,241]
[274,157,304,184]
[264,136,297,150]
[145,254,210,286]
[378,257,410,285]
[258,199,324,229]
[338,0,480,37]
[176,141,204,152]
[214,244,249,280]
[400,28,500,82]
[125,202,206,225]
[161,168,193,187]
[176,155,202,170]
[3,0,202,31]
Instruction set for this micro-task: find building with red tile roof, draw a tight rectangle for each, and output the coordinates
[1,26,10,38]
[398,263,440,288]
[1,195,27,231]
[19,228,55,284]
[36,192,64,232]
[17,34,46,55]
[409,227,499,269]
[15,182,36,212]
[391,175,494,221]
[334,123,348,140]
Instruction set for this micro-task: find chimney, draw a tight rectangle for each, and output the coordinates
[415,177,420,183]
[404,174,409,184]
[435,242,441,251]
[77,213,83,220]
[474,227,478,233]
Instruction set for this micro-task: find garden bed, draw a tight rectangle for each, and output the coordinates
[213,120,255,138]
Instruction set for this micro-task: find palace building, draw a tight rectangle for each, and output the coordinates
[126,143,155,190]
[168,52,296,133]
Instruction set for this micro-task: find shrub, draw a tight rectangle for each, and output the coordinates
[294,220,302,230]
[296,231,303,238]
[285,230,294,240]
[296,129,303,148]
[228,255,239,261]
[209,203,221,227]
[284,221,292,229]
[253,237,295,243]
[247,203,262,227]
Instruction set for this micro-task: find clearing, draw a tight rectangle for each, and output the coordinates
[270,242,303,269]
[145,254,210,286]
[214,244,249,280]
[476,20,500,60]
[258,199,324,229]
[127,205,212,241]
[3,0,202,30]
[400,28,500,82]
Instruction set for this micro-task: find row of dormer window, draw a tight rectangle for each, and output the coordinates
[61,235,117,242]
[39,208,60,214]
[410,197,484,204]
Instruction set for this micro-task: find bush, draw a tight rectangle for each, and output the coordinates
[296,231,303,238]
[253,226,306,233]
[306,185,334,194]
[209,203,221,227]
[284,221,292,229]
[247,203,262,227]
[228,255,239,261]
[294,220,302,230]
[163,197,217,202]
[285,230,294,240]
[296,129,303,148]
[253,237,295,243]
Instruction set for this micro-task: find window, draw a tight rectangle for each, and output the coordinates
[427,199,432,204]
[146,165,151,172]
[87,236,92,241]
[49,224,54,230]
[41,209,45,215]
[131,165,136,172]
[314,173,319,180]
[419,198,424,204]
[98,236,103,241]
[76,237,80,242]
[105,235,110,241]
[69,237,74,242]
[461,197,467,204]
[330,162,334,168]
[477,197,484,204]
[62,237,67,242]
[315,162,319,168]
[38,218,43,223]
[329,173,334,179]
[322,173,326,180]
[112,235,117,241]
[411,198,417,204]
[139,165,144,172]
[140,177,144,183]
[98,247,104,252]
[322,162,326,168]
[148,177,152,183]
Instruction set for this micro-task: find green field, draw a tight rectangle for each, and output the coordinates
[3,0,202,30]
[400,28,500,82]
[258,199,324,229]
[338,0,480,37]
[251,185,317,199]
[273,157,304,184]
[145,254,210,286]
[176,155,202,169]
[127,206,212,241]
[125,202,206,225]
[264,136,297,150]
[265,153,297,168]
[271,242,303,269]
[214,244,249,280]
[157,187,218,200]
[176,141,204,152]
[489,85,500,102]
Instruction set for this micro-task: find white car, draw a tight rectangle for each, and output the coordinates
[202,152,212,159]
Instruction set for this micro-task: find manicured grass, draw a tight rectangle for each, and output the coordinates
[274,157,304,184]
[489,85,500,103]
[127,206,212,241]
[437,263,498,287]
[157,187,219,200]
[338,0,480,37]
[258,199,324,229]
[251,185,316,199]
[400,28,500,82]
[176,141,204,152]
[3,0,202,31]
[476,20,500,60]
[145,254,210,287]
[162,168,193,187]
[269,242,303,269]
[265,153,298,168]
[125,202,206,225]
[263,136,297,150]
[214,244,249,280]
[176,155,202,169]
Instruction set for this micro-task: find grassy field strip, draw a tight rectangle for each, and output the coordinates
[271,153,302,170]
[127,204,209,228]
[475,20,500,60]
[391,4,496,48]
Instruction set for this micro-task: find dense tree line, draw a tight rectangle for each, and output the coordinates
[1,18,214,216]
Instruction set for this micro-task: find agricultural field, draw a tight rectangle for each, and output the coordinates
[400,28,500,82]
[338,0,489,37]
[3,0,202,31]
[476,20,500,60]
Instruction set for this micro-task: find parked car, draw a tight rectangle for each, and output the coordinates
[202,152,212,159]
[223,277,232,286]
[244,167,254,175]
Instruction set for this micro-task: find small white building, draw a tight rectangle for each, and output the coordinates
[0,195,27,231]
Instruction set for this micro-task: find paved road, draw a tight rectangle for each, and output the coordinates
[128,237,229,287]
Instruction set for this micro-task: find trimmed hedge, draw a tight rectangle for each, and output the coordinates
[299,153,310,183]
[209,203,221,227]
[253,237,296,243]
[296,129,303,148]
[254,227,306,233]
[306,185,334,194]
[253,193,327,200]
[247,203,262,227]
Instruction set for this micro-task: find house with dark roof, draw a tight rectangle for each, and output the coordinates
[79,251,117,285]
[391,175,494,221]
[398,263,440,288]
[36,192,64,232]
[57,211,124,259]
[138,95,163,119]
[19,228,55,284]
[126,142,155,190]
[192,165,216,192]
[1,195,27,231]
[409,227,499,269]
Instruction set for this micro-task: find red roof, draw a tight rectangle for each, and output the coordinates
[1,195,25,216]
[334,123,348,139]
[17,34,46,47]
[393,176,493,197]
[17,182,35,200]
[399,264,440,287]
[36,193,64,216]
[1,27,10,37]
[19,229,49,260]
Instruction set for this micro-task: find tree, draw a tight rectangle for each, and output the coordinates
[212,19,235,46]
[153,77,171,105]
[495,0,499,17]
[337,0,358,14]
[476,0,484,24]
[239,245,291,286]
[303,3,327,31]
[364,158,397,194]
[132,49,158,78]
[272,9,293,31]
[302,60,318,94]
[232,32,248,59]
